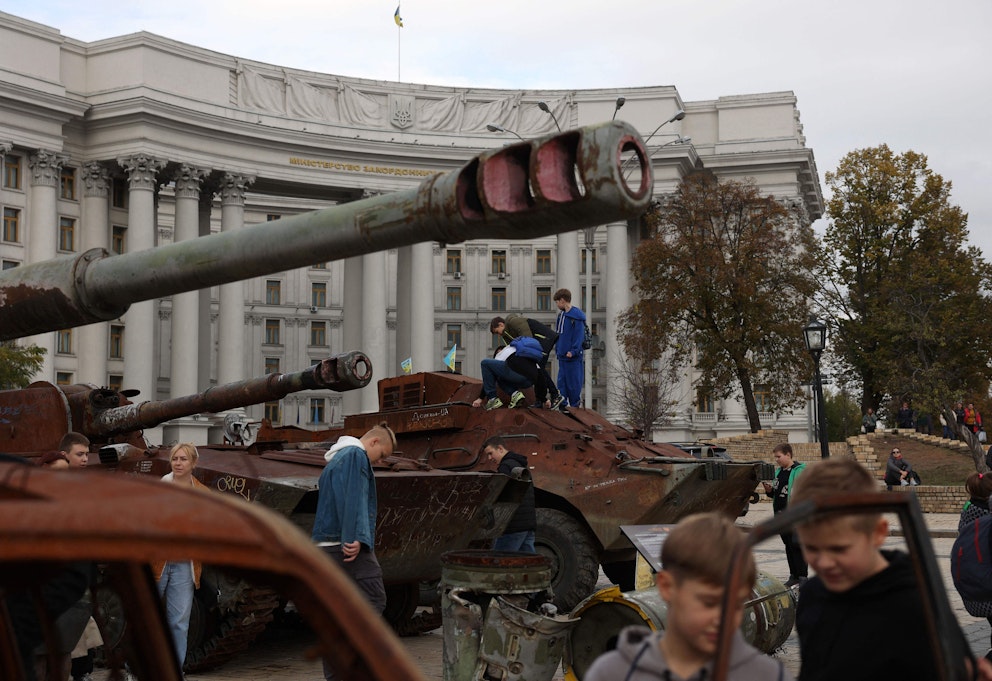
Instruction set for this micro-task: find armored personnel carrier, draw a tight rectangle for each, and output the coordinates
[0,121,655,668]
[259,371,776,611]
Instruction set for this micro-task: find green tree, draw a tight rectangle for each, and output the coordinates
[824,389,862,441]
[822,145,992,468]
[0,341,45,389]
[622,171,820,432]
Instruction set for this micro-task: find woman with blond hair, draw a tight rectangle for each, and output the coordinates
[153,443,207,671]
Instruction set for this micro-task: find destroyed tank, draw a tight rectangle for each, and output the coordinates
[0,122,655,668]
[259,371,777,611]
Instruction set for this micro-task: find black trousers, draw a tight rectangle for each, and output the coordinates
[781,531,808,579]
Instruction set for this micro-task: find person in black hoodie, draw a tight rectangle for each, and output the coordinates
[483,436,536,553]
[955,472,992,659]
[791,457,975,681]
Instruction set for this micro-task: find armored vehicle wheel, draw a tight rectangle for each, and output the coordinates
[535,507,599,611]
[184,582,280,671]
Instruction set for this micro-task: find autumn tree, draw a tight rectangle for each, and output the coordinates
[822,145,992,468]
[621,171,820,433]
[0,341,45,389]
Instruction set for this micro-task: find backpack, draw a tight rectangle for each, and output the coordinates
[526,318,559,355]
[581,321,593,350]
[951,514,992,602]
[510,336,543,361]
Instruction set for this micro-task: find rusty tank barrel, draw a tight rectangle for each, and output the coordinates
[87,352,371,437]
[0,121,653,340]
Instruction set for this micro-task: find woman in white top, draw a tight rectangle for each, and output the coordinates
[153,443,207,671]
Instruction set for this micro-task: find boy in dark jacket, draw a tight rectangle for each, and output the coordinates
[583,512,791,681]
[483,436,536,553]
[792,458,942,681]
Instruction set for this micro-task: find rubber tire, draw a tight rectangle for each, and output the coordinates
[535,507,600,612]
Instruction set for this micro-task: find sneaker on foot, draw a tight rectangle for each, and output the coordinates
[485,397,504,411]
[784,575,799,587]
[549,394,566,411]
[509,391,526,408]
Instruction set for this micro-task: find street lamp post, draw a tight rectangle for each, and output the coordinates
[485,123,524,141]
[803,316,830,459]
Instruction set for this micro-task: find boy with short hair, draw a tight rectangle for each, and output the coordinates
[791,457,937,681]
[584,512,791,681]
[58,432,90,468]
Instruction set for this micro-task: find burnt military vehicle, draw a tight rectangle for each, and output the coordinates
[0,122,656,667]
[260,371,776,611]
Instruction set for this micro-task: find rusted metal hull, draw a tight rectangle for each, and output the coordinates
[115,445,525,585]
[0,460,428,681]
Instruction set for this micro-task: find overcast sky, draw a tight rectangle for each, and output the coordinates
[7,1,990,257]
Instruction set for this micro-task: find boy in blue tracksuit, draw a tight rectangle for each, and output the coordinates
[553,287,586,407]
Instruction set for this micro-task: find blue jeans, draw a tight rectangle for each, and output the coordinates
[481,359,528,398]
[493,530,536,553]
[158,561,195,668]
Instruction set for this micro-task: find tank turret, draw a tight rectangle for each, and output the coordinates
[0,121,652,339]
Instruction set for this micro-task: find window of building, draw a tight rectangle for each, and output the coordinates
[446,249,462,274]
[3,207,20,242]
[591,285,598,310]
[112,178,127,208]
[536,249,551,274]
[581,248,597,274]
[491,250,506,275]
[592,398,600,412]
[310,321,327,346]
[754,384,772,412]
[696,389,715,413]
[57,329,73,354]
[446,324,462,349]
[454,360,462,374]
[591,322,600,337]
[266,214,280,222]
[536,287,552,311]
[264,357,280,374]
[3,154,21,189]
[491,287,506,311]
[60,167,76,200]
[446,287,461,311]
[264,319,281,345]
[591,364,599,384]
[310,398,326,424]
[265,280,281,305]
[109,325,124,359]
[580,285,599,311]
[58,217,76,252]
[56,372,73,386]
[311,282,327,308]
[312,261,327,270]
[264,401,281,422]
[108,374,123,392]
[112,226,127,254]
[1,260,17,270]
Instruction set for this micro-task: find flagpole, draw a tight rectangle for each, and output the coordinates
[398,24,401,82]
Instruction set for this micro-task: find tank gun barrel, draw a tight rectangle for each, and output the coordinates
[0,121,652,340]
[88,352,371,436]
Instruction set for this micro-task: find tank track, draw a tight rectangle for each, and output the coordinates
[184,584,280,672]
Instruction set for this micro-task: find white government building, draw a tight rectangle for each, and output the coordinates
[0,11,823,446]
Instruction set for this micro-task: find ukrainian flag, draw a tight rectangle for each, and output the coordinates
[394,5,403,27]
[401,357,412,374]
[443,344,457,371]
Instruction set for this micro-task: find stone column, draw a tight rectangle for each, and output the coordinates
[77,162,111,386]
[216,173,255,385]
[119,154,165,442]
[556,231,580,306]
[164,165,211,445]
[170,165,207,397]
[605,220,632,423]
[342,257,363,415]
[361,250,387,413]
[410,241,435,374]
[395,245,412,371]
[197,187,215,392]
[27,150,68,382]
